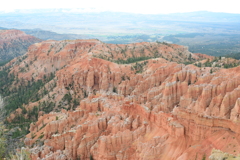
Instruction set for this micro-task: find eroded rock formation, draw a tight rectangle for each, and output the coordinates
[0,29,41,61]
[3,39,240,160]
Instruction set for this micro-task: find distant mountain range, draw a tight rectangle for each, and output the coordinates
[21,29,90,41]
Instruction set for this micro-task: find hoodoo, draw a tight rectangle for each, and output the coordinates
[1,39,240,160]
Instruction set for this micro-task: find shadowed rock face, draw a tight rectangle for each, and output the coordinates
[4,39,240,160]
[0,29,41,61]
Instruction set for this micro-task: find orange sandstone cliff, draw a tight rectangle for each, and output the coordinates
[4,39,240,160]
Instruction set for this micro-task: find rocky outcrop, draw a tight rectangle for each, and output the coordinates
[0,29,41,61]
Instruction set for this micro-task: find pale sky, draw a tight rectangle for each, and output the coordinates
[1,0,240,14]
